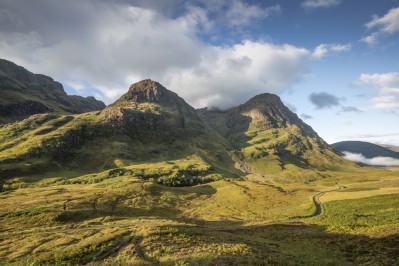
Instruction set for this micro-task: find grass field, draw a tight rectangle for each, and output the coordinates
[0,164,398,265]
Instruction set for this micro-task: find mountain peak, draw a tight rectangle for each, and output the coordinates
[116,79,173,104]
[231,92,298,127]
[243,93,284,109]
[249,92,281,100]
[100,80,199,129]
[109,79,185,108]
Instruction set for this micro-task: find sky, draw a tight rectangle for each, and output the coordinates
[0,0,398,145]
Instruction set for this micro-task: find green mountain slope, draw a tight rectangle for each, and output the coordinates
[198,93,356,181]
[0,59,105,124]
[0,80,238,189]
[0,79,357,189]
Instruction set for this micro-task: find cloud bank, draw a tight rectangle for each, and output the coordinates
[0,0,350,109]
[343,151,399,166]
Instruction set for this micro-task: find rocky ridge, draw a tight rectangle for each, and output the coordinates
[0,59,105,123]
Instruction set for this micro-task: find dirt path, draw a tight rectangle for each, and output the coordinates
[311,185,346,217]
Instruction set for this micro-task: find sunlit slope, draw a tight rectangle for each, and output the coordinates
[199,93,358,181]
[0,80,239,186]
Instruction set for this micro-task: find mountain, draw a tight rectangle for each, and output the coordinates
[332,141,399,159]
[0,80,356,188]
[99,79,201,133]
[0,80,397,266]
[198,93,354,181]
[0,59,105,124]
[0,79,237,187]
[380,144,399,153]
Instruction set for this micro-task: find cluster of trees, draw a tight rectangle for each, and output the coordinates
[156,173,219,187]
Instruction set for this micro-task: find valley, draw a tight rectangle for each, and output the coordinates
[0,78,398,265]
[2,1,399,264]
[0,166,398,265]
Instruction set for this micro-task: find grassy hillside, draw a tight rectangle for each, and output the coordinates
[199,94,358,182]
[1,166,398,265]
[0,80,241,189]
[0,113,240,190]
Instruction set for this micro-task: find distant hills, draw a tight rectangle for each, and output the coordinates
[380,144,399,153]
[332,141,399,159]
[0,59,105,124]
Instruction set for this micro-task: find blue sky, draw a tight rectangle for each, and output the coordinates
[0,0,398,145]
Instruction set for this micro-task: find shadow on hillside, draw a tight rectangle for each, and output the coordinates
[140,222,399,266]
[54,184,220,224]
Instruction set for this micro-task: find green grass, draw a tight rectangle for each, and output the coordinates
[57,155,223,187]
[0,167,399,265]
[310,193,399,235]
[239,123,358,182]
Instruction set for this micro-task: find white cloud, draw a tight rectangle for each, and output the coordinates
[366,7,399,33]
[355,73,399,109]
[361,7,399,45]
[343,151,399,166]
[356,72,399,88]
[360,32,379,46]
[191,0,281,28]
[225,2,281,27]
[301,0,341,9]
[66,81,85,92]
[312,43,351,59]
[165,41,310,108]
[0,0,343,109]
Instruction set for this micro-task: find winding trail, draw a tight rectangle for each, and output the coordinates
[312,192,324,216]
[0,184,347,240]
[311,184,346,217]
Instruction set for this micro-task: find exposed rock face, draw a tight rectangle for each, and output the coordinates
[116,79,169,103]
[236,93,297,124]
[230,93,322,139]
[99,80,200,131]
[198,93,321,139]
[0,59,105,123]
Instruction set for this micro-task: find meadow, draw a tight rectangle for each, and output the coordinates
[0,163,398,265]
